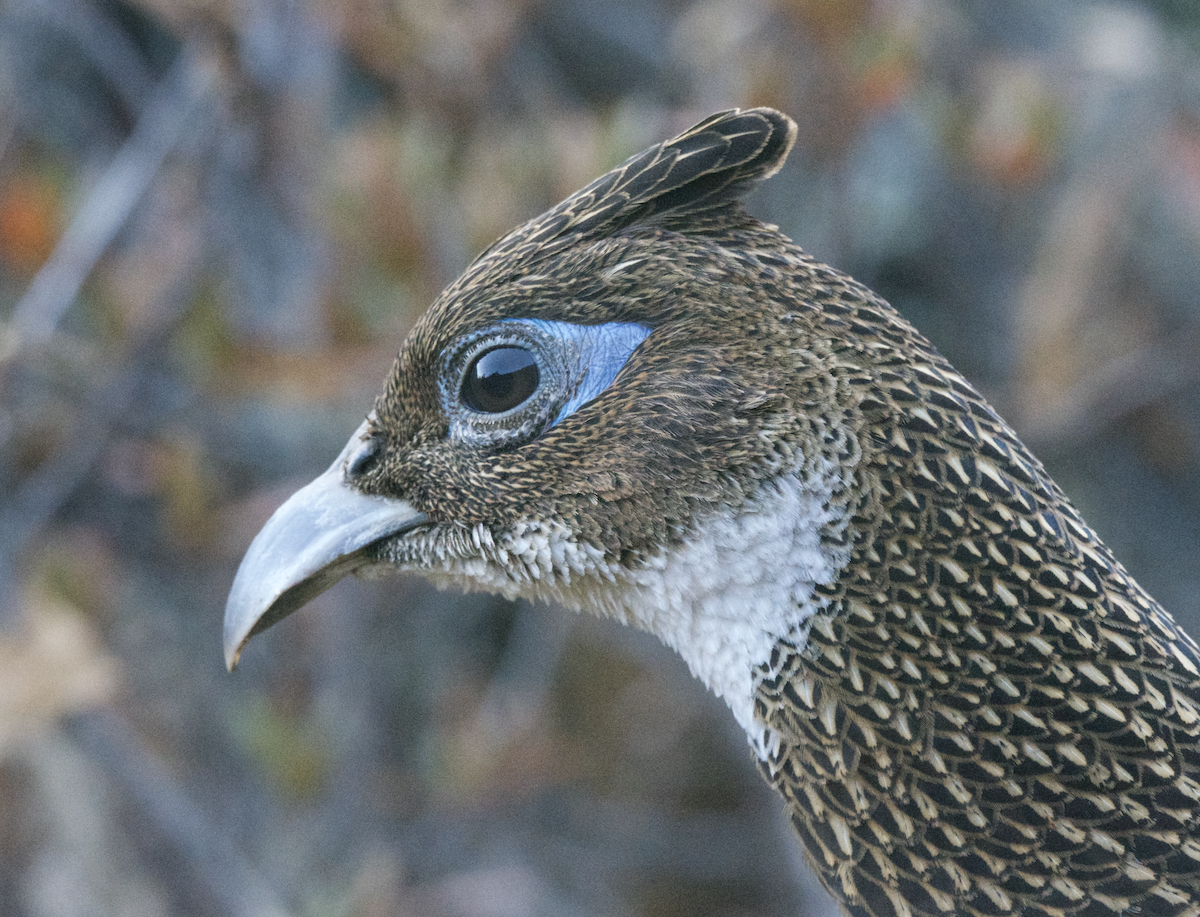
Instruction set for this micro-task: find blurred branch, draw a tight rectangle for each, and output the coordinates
[1,44,215,362]
[0,93,14,169]
[15,0,158,113]
[67,709,295,917]
[1010,155,1136,424]
[0,261,200,623]
[1018,329,1200,452]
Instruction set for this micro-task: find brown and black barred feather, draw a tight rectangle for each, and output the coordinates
[752,276,1200,917]
[464,108,795,271]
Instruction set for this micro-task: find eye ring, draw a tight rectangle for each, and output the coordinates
[438,322,571,449]
[461,345,541,414]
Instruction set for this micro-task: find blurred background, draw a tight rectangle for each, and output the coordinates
[3,0,1200,915]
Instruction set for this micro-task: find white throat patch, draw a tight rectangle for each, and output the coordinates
[596,472,852,734]
[419,469,852,738]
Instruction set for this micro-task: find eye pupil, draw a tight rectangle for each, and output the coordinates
[462,347,540,413]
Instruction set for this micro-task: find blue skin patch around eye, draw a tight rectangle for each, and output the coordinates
[502,318,651,428]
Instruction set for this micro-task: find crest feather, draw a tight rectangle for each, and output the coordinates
[473,108,798,270]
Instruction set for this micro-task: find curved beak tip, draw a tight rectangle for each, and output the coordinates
[224,576,268,671]
[224,608,256,671]
[221,420,429,672]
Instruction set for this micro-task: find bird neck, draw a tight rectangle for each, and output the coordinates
[572,464,856,736]
[410,457,859,739]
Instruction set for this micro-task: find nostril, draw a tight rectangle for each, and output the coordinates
[346,437,382,480]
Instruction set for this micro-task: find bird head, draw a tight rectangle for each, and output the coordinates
[224,109,878,716]
[223,107,1200,917]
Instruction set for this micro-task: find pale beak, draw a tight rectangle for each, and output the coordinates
[223,419,427,670]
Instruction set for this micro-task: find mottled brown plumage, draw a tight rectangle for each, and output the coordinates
[226,109,1200,917]
[748,278,1200,917]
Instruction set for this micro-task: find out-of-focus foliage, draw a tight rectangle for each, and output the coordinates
[2,1,1200,916]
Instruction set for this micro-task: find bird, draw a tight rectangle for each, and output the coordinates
[224,108,1200,917]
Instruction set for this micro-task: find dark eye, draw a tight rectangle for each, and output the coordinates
[462,346,540,413]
